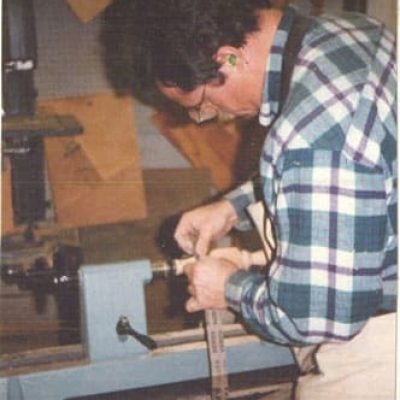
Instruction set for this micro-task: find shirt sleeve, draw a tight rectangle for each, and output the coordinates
[224,180,257,231]
[226,149,387,345]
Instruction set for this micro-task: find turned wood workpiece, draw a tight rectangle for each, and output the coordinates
[173,247,267,275]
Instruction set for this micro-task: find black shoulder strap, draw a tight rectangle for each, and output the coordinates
[279,13,314,111]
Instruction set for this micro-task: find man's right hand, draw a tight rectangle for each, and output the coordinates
[174,199,238,257]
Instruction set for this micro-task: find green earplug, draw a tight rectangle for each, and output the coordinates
[228,54,237,66]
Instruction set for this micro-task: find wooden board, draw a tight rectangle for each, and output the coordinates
[152,112,241,191]
[1,158,15,235]
[144,168,212,217]
[40,92,147,228]
[78,168,213,265]
[65,0,112,23]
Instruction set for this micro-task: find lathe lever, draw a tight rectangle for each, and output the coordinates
[116,315,157,350]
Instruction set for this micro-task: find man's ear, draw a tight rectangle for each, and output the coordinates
[214,46,245,69]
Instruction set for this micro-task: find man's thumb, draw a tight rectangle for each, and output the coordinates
[186,297,203,313]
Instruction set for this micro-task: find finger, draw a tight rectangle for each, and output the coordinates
[174,233,195,255]
[195,232,212,257]
[181,261,195,278]
[186,297,203,313]
[187,284,196,297]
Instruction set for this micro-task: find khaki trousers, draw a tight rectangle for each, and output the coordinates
[295,313,396,400]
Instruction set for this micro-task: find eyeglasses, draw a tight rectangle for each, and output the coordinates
[187,84,218,124]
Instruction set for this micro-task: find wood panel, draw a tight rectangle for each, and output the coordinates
[1,158,15,235]
[65,0,113,23]
[40,92,147,228]
[78,168,213,265]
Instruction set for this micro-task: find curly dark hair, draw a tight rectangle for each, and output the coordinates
[101,0,271,96]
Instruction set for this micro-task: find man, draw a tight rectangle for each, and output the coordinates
[107,0,397,398]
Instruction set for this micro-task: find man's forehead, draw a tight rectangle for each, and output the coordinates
[158,83,203,108]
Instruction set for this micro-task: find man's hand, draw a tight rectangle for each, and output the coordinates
[183,256,239,312]
[174,199,238,257]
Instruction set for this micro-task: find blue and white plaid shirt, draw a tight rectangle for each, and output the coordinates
[225,7,397,345]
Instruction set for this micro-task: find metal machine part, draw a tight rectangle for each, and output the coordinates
[0,259,295,399]
[116,316,157,350]
[2,0,37,117]
[1,240,82,291]
[2,114,83,226]
[1,240,191,348]
[1,237,83,343]
[2,0,83,225]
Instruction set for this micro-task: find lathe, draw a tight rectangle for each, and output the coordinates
[0,241,296,400]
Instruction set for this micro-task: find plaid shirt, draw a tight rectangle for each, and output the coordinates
[225,7,397,345]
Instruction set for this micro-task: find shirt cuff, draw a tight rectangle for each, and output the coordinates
[225,269,260,312]
[224,181,255,231]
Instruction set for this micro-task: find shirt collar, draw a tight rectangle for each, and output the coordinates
[259,6,296,127]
